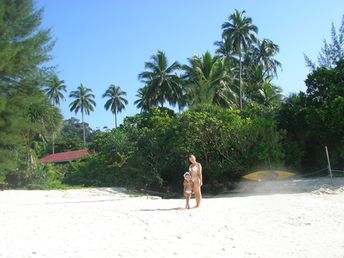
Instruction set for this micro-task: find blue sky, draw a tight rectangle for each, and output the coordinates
[37,0,344,130]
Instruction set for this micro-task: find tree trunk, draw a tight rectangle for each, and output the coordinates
[82,111,86,147]
[24,135,34,175]
[27,147,35,175]
[52,132,55,154]
[239,55,243,112]
[114,112,117,128]
[29,149,34,174]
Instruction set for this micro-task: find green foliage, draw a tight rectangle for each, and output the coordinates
[279,60,344,172]
[69,84,96,146]
[175,106,284,190]
[26,163,68,189]
[4,162,69,189]
[63,155,111,187]
[19,90,63,173]
[245,78,283,109]
[252,39,281,77]
[304,16,344,70]
[137,50,184,110]
[44,75,67,106]
[7,6,343,193]
[134,8,282,120]
[70,107,285,193]
[214,10,281,112]
[0,95,21,173]
[0,0,58,182]
[91,129,133,168]
[220,9,258,111]
[123,109,175,189]
[0,0,53,82]
[56,10,287,193]
[221,10,258,55]
[63,128,164,189]
[52,117,94,153]
[102,84,128,128]
[182,52,237,108]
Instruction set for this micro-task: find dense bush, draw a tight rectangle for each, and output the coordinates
[278,60,344,172]
[65,106,286,193]
[5,163,68,190]
[63,129,163,190]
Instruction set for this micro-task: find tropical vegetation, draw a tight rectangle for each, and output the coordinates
[103,84,128,128]
[69,84,96,146]
[0,0,343,193]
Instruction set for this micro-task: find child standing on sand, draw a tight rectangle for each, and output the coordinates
[183,172,193,209]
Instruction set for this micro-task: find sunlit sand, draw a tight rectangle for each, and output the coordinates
[1,180,344,258]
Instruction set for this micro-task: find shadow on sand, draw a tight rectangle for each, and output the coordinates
[135,207,184,212]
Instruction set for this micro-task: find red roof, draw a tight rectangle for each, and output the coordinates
[38,149,90,164]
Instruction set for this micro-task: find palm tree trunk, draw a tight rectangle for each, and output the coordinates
[28,149,33,174]
[52,132,55,154]
[24,135,34,175]
[82,111,86,147]
[239,54,243,112]
[114,113,117,128]
[27,147,35,175]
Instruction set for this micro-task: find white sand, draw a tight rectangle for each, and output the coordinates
[1,182,344,258]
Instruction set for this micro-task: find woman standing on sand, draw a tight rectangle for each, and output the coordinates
[189,154,203,208]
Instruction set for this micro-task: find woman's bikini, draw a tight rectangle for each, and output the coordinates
[190,163,200,184]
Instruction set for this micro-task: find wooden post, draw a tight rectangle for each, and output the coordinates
[325,146,334,186]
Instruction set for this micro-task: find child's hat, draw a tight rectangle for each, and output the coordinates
[183,172,190,178]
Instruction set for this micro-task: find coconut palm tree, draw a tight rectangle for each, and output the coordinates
[69,84,96,146]
[103,84,128,128]
[43,75,67,154]
[182,51,237,108]
[138,50,183,109]
[258,79,283,108]
[244,64,265,100]
[44,75,67,105]
[221,9,258,112]
[134,85,151,112]
[253,39,281,77]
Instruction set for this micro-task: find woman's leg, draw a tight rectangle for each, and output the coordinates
[197,187,202,207]
[193,182,201,207]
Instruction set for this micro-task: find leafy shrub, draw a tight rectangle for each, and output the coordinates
[65,106,286,193]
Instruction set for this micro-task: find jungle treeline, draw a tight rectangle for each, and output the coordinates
[0,1,343,192]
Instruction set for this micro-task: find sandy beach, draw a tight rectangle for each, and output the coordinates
[1,179,344,258]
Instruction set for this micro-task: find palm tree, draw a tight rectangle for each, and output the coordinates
[258,79,283,108]
[22,98,63,174]
[221,9,258,112]
[44,75,67,105]
[69,84,96,146]
[214,39,238,65]
[44,75,67,154]
[253,39,281,77]
[183,51,237,108]
[102,84,128,128]
[244,64,265,101]
[134,85,151,112]
[138,50,183,109]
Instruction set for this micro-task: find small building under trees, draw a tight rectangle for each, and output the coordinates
[38,150,89,164]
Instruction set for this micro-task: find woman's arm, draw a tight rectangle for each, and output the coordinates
[198,163,203,186]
